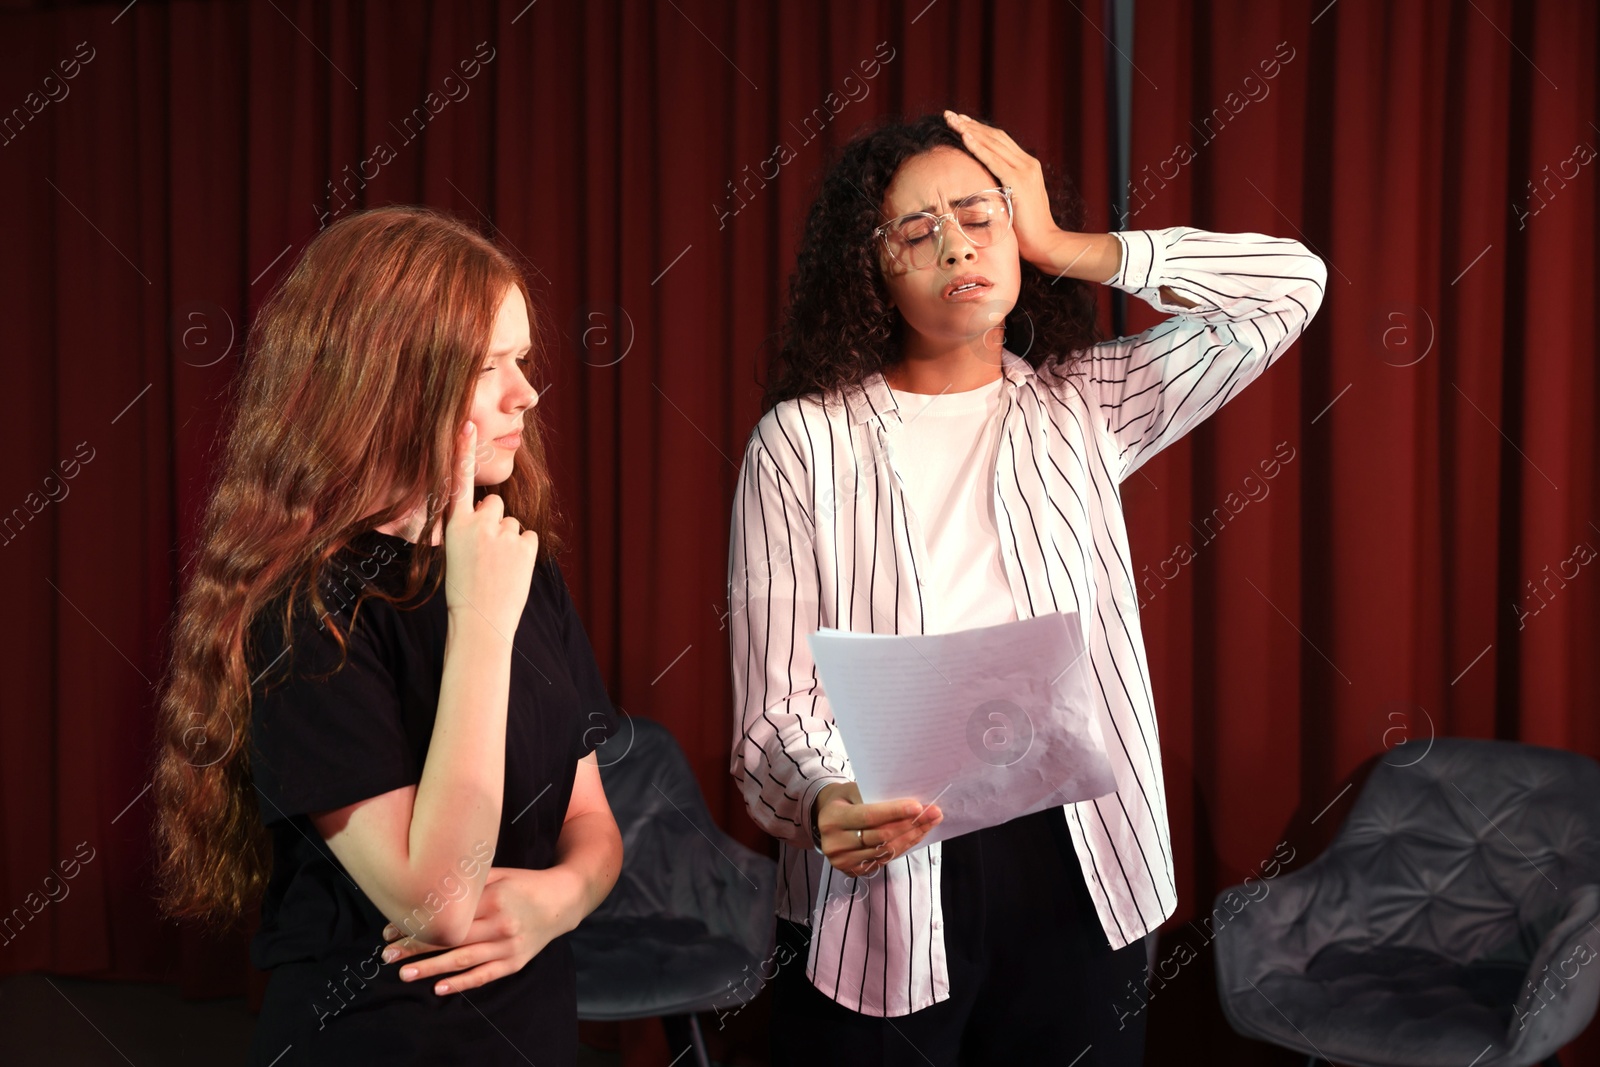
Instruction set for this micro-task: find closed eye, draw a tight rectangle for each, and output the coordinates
[481,357,533,375]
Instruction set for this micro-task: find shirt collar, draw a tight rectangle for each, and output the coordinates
[843,349,1037,425]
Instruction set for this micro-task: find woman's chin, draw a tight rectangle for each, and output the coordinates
[474,462,516,488]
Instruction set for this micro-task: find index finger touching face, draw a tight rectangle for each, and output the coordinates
[447,421,477,523]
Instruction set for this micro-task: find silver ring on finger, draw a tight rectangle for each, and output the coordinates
[856,828,864,847]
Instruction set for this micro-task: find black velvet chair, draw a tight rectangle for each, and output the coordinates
[570,715,778,1067]
[1214,738,1600,1067]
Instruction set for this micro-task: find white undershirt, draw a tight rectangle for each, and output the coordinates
[885,375,1019,635]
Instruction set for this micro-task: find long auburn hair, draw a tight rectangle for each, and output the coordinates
[763,112,1103,411]
[152,205,565,925]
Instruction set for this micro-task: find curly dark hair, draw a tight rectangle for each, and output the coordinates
[763,112,1103,411]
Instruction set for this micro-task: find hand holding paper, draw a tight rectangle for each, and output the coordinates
[811,781,944,877]
[805,611,1115,851]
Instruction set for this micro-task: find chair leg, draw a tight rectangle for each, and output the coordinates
[688,1014,712,1067]
[661,1013,712,1067]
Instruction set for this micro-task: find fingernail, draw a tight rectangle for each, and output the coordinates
[401,966,417,979]
[436,982,450,995]
[382,924,396,938]
[381,947,397,963]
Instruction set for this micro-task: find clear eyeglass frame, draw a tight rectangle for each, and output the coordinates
[873,186,1015,270]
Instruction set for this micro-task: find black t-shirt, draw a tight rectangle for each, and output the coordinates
[243,529,617,1067]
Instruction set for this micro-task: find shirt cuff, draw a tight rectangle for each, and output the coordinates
[801,773,854,855]
[1108,229,1169,294]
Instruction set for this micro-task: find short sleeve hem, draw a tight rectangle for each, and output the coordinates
[252,767,417,827]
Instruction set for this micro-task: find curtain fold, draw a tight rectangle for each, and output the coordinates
[1127,1,1598,1061]
[0,1,1592,1063]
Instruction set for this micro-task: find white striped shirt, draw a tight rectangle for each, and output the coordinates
[726,225,1327,1017]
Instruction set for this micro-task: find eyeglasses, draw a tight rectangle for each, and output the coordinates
[873,186,1014,271]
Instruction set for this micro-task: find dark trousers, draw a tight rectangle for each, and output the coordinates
[770,805,1149,1066]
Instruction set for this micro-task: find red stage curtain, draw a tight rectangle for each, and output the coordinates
[0,1,1593,1064]
[1125,2,1598,1062]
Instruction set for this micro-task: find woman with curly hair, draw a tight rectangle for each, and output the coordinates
[728,111,1326,1064]
[151,206,622,1065]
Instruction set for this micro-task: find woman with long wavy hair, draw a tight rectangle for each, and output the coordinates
[728,111,1326,1064]
[152,206,623,1066]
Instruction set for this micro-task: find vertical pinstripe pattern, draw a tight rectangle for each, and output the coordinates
[727,226,1327,1017]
